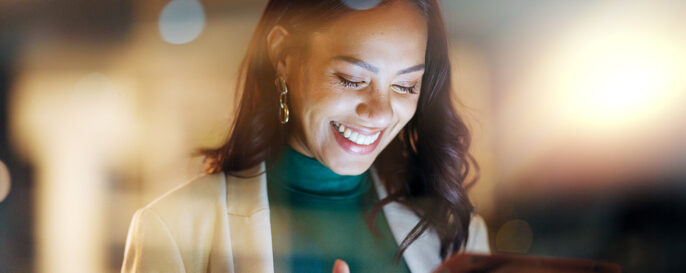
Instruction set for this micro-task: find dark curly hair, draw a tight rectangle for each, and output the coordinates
[202,0,479,261]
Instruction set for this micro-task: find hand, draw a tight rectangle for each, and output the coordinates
[332,259,350,273]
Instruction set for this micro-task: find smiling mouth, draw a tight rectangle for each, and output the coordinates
[330,121,381,146]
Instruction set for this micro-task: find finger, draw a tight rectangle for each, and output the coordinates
[332,259,350,273]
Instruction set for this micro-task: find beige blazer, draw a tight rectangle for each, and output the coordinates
[121,163,490,273]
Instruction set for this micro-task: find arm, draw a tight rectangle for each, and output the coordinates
[121,209,187,273]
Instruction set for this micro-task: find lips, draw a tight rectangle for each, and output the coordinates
[330,121,381,145]
[330,121,384,155]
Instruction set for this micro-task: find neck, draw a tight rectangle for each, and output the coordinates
[267,145,367,197]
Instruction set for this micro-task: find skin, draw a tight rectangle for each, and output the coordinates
[332,259,350,273]
[268,0,428,176]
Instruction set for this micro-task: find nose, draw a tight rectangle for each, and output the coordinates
[355,89,393,127]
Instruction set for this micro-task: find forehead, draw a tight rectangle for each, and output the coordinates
[306,1,428,67]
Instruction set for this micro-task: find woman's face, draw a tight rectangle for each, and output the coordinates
[279,1,427,175]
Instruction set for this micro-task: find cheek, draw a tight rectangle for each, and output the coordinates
[394,96,420,125]
[291,73,330,119]
[299,85,348,139]
[303,74,357,115]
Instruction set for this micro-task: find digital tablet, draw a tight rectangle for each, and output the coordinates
[433,253,621,273]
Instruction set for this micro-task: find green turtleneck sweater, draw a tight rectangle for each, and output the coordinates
[266,146,411,273]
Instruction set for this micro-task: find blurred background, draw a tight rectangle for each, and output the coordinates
[1,0,685,272]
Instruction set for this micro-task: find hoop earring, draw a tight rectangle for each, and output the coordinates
[274,76,290,124]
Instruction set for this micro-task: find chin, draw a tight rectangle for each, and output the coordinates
[324,155,374,176]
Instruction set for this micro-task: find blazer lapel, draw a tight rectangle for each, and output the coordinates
[225,163,274,273]
[370,168,442,273]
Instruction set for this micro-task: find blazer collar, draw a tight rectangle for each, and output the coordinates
[225,163,269,216]
[224,162,442,273]
[369,168,442,273]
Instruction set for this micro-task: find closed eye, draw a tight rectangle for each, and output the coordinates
[393,84,417,94]
[337,75,366,89]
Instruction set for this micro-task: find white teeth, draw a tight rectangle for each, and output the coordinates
[332,121,380,146]
[350,132,359,142]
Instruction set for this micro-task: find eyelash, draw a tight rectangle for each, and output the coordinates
[336,76,417,94]
[338,76,364,89]
[395,84,417,94]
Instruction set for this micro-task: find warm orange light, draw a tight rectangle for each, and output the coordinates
[549,24,686,132]
[498,1,686,190]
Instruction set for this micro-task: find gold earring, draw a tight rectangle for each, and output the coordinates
[274,76,289,124]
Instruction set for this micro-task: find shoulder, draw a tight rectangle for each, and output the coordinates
[144,172,227,214]
[122,172,230,273]
[140,162,268,221]
[137,172,228,231]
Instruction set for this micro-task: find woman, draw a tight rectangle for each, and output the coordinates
[121,0,490,272]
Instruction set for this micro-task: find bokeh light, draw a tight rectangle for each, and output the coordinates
[342,0,382,11]
[494,0,686,194]
[495,219,533,254]
[159,0,206,44]
[541,12,685,133]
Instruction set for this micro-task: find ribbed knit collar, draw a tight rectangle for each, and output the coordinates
[266,145,368,199]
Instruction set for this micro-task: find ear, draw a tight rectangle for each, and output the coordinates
[266,25,290,77]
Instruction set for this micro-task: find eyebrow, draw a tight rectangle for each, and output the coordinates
[333,56,424,76]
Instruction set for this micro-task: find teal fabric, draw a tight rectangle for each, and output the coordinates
[266,146,411,273]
